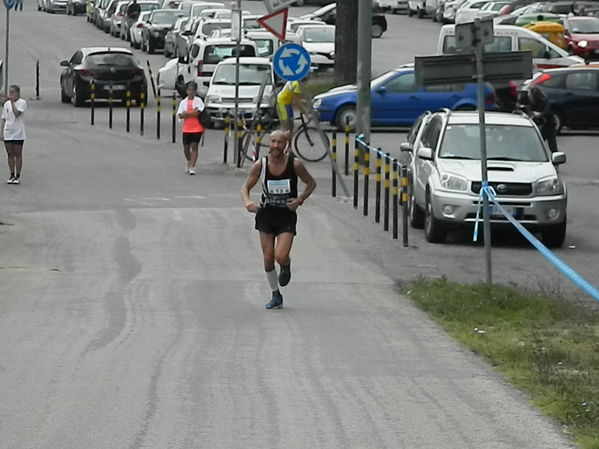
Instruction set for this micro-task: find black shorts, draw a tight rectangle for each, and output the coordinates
[255,206,297,236]
[182,132,202,145]
[4,140,24,146]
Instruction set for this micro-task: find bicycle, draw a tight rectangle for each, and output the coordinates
[291,113,330,163]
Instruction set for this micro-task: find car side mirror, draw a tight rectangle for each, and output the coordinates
[400,142,413,152]
[552,152,566,164]
[60,60,70,67]
[417,147,433,160]
[376,85,387,95]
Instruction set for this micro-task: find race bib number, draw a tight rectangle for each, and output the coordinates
[267,179,291,195]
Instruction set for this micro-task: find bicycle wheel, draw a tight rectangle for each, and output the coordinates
[293,126,329,162]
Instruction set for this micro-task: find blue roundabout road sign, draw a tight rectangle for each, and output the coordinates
[273,43,311,82]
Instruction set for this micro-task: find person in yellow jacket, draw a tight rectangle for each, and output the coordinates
[276,80,304,133]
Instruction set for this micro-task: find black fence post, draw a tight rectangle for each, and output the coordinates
[236,118,243,169]
[332,130,337,198]
[171,92,177,144]
[363,147,370,217]
[35,60,40,100]
[90,81,95,126]
[344,119,350,176]
[353,139,360,209]
[375,150,381,223]
[108,83,113,129]
[384,153,390,232]
[126,88,131,133]
[140,92,145,136]
[156,88,161,140]
[392,161,399,240]
[254,121,262,161]
[402,165,409,247]
[223,113,230,164]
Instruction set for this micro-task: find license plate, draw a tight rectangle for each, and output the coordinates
[104,84,126,90]
[490,206,522,219]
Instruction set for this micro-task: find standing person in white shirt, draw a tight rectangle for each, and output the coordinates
[176,81,205,175]
[1,85,27,184]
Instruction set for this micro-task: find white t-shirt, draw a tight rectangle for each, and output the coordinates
[2,98,27,140]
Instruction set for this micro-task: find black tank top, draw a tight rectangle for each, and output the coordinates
[260,154,298,208]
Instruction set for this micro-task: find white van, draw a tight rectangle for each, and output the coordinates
[437,25,583,69]
[205,57,279,124]
[157,37,256,96]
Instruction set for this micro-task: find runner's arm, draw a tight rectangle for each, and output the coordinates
[287,159,316,211]
[241,161,262,213]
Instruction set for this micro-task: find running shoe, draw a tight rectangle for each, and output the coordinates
[12,177,20,185]
[189,167,195,175]
[6,177,14,184]
[279,262,291,287]
[265,291,283,309]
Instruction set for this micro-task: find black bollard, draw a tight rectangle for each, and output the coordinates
[171,92,177,144]
[375,150,381,223]
[140,92,145,136]
[392,161,399,240]
[108,83,113,129]
[156,88,161,140]
[90,81,95,126]
[331,130,337,197]
[384,153,390,232]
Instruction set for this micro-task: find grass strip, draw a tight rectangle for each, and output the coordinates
[405,277,599,449]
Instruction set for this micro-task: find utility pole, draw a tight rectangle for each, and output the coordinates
[232,1,241,166]
[355,0,372,142]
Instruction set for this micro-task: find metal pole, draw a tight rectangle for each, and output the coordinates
[126,88,131,132]
[356,0,372,142]
[331,131,337,197]
[384,153,390,231]
[5,8,9,93]
[90,81,95,125]
[353,139,360,209]
[108,83,113,129]
[401,165,409,247]
[140,92,145,136]
[363,148,370,216]
[232,2,241,166]
[223,112,230,164]
[392,161,399,240]
[156,88,161,140]
[344,119,350,175]
[35,60,40,99]
[254,121,262,161]
[172,92,177,143]
[475,19,492,284]
[375,150,381,223]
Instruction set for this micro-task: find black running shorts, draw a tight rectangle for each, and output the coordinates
[255,206,297,236]
[182,132,202,145]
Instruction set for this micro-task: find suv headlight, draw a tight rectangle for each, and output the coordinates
[535,176,564,195]
[206,94,222,103]
[440,172,468,192]
[313,98,322,109]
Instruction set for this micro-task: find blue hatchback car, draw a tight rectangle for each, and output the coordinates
[313,67,498,129]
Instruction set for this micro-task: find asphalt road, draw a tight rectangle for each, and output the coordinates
[0,4,590,449]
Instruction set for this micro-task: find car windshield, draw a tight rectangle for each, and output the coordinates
[570,19,599,33]
[150,10,179,24]
[86,52,137,67]
[372,70,403,87]
[254,39,274,56]
[439,124,548,162]
[204,45,256,64]
[304,27,335,43]
[212,63,272,85]
[139,3,158,11]
[201,21,230,35]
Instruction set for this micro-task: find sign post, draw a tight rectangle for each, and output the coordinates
[415,18,533,285]
[3,0,23,94]
[232,2,241,166]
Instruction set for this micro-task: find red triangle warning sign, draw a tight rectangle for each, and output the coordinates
[257,8,288,41]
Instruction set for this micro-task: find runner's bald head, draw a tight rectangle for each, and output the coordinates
[271,130,290,142]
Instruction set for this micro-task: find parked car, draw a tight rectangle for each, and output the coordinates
[455,0,490,24]
[159,37,257,95]
[119,0,160,40]
[291,24,335,71]
[129,11,153,48]
[204,57,280,125]
[442,0,467,22]
[98,0,119,31]
[246,30,282,58]
[60,47,148,107]
[408,0,425,17]
[179,0,224,17]
[518,65,599,133]
[376,0,409,14]
[46,0,68,13]
[313,67,497,129]
[141,9,183,53]
[66,0,86,15]
[108,1,129,37]
[164,16,190,57]
[563,16,599,59]
[401,110,567,246]
[299,3,388,38]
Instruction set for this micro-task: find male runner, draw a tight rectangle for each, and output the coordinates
[241,130,317,309]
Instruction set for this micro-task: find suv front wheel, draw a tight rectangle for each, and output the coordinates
[409,189,424,228]
[424,192,447,243]
[541,218,567,248]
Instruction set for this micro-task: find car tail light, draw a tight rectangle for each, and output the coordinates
[79,69,95,77]
[134,68,145,77]
[499,4,512,15]
[485,91,496,105]
[533,73,552,85]
[197,60,204,77]
[136,23,144,28]
[508,80,517,97]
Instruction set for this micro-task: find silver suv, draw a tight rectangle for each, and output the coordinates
[401,110,568,247]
